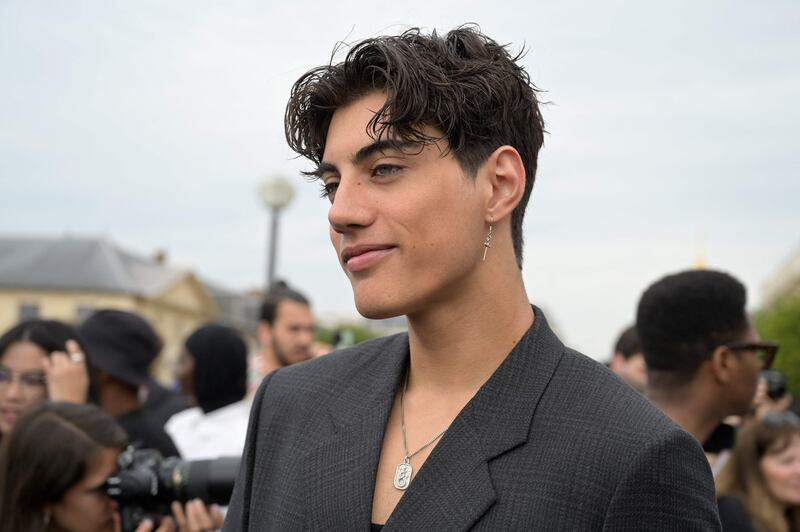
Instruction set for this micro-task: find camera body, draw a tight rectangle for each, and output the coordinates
[762,370,788,401]
[104,446,239,532]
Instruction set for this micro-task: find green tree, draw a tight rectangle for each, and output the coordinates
[316,324,379,349]
[755,296,800,396]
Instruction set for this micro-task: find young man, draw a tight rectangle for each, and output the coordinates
[225,27,720,530]
[637,269,778,444]
[78,309,187,457]
[256,281,315,375]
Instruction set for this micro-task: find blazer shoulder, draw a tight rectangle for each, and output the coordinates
[255,332,407,411]
[559,347,677,432]
[276,332,406,383]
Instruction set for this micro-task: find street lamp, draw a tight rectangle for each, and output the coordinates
[259,175,295,290]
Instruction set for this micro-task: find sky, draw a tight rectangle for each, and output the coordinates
[1,0,798,360]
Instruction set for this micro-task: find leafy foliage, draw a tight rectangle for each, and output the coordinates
[756,296,800,396]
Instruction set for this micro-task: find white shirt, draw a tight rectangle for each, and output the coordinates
[165,398,252,460]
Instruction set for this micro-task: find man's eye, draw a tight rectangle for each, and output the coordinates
[373,165,401,177]
[319,181,338,202]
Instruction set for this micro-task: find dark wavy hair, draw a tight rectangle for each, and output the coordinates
[0,319,86,360]
[285,25,545,268]
[636,269,749,386]
[0,401,127,532]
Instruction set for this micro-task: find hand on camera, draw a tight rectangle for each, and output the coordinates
[171,500,225,532]
[43,339,89,403]
[128,501,223,532]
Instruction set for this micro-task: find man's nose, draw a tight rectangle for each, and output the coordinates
[328,175,374,233]
[299,328,314,345]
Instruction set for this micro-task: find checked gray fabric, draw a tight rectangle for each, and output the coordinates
[224,307,721,531]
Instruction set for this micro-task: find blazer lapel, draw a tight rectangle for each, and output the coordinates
[302,334,409,531]
[384,307,565,531]
[382,414,496,531]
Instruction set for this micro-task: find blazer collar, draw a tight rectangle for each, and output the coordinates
[304,306,565,531]
[385,306,565,530]
[302,333,408,530]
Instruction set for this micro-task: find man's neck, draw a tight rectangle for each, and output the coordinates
[260,349,283,375]
[405,264,533,395]
[648,385,722,443]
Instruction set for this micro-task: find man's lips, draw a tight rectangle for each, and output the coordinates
[341,244,395,272]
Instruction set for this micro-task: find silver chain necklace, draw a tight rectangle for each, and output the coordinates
[392,371,449,491]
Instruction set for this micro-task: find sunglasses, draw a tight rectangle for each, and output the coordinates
[725,340,780,369]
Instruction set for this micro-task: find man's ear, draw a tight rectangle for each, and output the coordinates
[709,345,736,384]
[257,321,272,347]
[482,145,526,222]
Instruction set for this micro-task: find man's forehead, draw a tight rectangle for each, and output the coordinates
[322,93,389,156]
[275,299,312,321]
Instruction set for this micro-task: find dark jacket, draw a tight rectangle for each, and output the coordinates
[225,308,721,531]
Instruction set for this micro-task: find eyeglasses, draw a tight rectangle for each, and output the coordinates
[725,340,780,369]
[762,410,800,428]
[0,367,48,398]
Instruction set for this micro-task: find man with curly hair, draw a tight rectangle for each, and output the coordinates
[637,269,777,444]
[225,27,721,530]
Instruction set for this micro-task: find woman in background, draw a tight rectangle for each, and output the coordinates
[0,401,223,532]
[0,319,88,437]
[0,400,134,531]
[166,324,250,460]
[717,411,800,532]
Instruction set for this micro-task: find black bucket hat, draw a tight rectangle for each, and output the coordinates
[78,309,161,387]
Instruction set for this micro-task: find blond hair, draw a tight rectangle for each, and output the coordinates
[717,413,800,532]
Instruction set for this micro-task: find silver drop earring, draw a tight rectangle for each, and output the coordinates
[482,223,493,261]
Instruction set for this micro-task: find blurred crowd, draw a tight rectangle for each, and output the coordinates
[0,281,318,531]
[0,269,797,531]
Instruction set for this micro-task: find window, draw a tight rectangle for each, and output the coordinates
[18,303,39,321]
[76,306,96,323]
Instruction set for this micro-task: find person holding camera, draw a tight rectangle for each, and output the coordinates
[0,401,224,532]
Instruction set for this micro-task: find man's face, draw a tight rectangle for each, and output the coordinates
[271,299,315,367]
[727,325,765,415]
[319,92,487,319]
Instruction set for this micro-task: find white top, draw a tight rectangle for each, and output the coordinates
[165,398,252,460]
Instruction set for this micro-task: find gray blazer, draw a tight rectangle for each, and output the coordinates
[224,308,721,531]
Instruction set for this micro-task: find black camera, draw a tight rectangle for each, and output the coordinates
[104,446,239,532]
[762,370,788,401]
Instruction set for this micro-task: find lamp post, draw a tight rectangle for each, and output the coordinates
[259,176,295,290]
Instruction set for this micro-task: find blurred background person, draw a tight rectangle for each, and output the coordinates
[0,400,129,531]
[255,281,315,379]
[167,323,250,460]
[78,310,187,457]
[0,400,223,532]
[716,411,800,532]
[608,325,647,393]
[0,319,89,439]
[637,269,778,444]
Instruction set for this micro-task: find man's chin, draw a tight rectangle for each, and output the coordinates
[355,300,404,320]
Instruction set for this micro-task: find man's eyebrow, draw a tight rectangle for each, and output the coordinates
[351,139,419,166]
[308,139,421,179]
